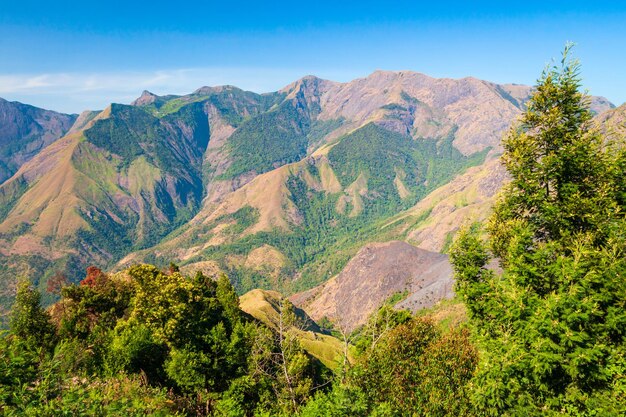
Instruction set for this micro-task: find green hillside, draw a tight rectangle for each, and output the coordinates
[0,102,211,315]
[219,100,312,179]
[127,122,488,295]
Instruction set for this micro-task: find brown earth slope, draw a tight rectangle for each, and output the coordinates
[291,241,453,331]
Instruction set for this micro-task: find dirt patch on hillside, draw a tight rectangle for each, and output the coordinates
[291,240,454,331]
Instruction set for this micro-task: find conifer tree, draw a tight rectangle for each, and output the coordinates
[451,45,626,415]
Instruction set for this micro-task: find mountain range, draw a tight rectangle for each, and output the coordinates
[0,70,621,324]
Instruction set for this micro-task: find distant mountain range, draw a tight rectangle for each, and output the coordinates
[0,71,621,323]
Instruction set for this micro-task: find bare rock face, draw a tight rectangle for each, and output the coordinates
[590,96,616,115]
[131,90,159,106]
[314,71,528,155]
[308,71,613,156]
[67,110,100,134]
[291,241,454,331]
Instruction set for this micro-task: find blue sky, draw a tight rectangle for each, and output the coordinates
[1,1,624,113]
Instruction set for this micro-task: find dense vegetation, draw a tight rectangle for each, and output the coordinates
[79,102,210,255]
[328,122,488,214]
[219,101,312,180]
[450,46,626,415]
[85,103,209,175]
[0,266,476,416]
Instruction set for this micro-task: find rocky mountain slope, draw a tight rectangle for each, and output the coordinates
[290,241,453,331]
[0,98,76,183]
[0,71,616,319]
[597,103,626,140]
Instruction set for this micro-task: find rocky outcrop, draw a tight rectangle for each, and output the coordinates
[131,90,159,106]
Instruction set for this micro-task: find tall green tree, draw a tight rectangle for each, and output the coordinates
[451,45,626,416]
[10,281,56,350]
[124,265,256,397]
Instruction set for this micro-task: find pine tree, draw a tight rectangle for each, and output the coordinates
[216,273,242,325]
[450,45,626,415]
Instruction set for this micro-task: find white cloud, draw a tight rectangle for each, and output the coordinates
[0,70,188,95]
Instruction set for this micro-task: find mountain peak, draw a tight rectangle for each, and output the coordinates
[193,85,243,95]
[366,69,433,81]
[590,96,616,114]
[131,90,159,106]
[279,75,335,100]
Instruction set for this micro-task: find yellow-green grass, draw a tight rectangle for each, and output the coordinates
[240,289,345,369]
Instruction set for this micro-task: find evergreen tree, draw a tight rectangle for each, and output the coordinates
[450,45,626,415]
[216,273,242,325]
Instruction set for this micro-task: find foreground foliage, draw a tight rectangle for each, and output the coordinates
[3,47,623,416]
[2,266,318,415]
[1,265,478,416]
